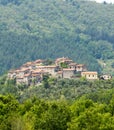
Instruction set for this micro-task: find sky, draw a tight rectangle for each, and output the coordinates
[89,0,114,3]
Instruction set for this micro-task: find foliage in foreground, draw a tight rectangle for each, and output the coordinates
[1,93,114,130]
[1,75,114,129]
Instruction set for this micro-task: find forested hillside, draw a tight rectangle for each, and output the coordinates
[0,0,114,74]
[1,75,114,102]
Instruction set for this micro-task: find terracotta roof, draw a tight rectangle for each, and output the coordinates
[57,71,63,74]
[37,65,56,68]
[81,71,98,74]
[25,62,33,64]
[32,73,41,77]
[63,68,75,71]
[40,70,48,74]
[77,64,85,67]
[40,70,46,73]
[34,59,44,63]
[20,68,30,72]
[22,62,33,66]
[32,70,42,73]
[55,57,71,62]
[24,73,31,77]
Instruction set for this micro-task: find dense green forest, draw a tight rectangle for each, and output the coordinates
[2,94,114,130]
[0,0,114,75]
[1,76,114,129]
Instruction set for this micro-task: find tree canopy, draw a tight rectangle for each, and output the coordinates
[0,0,114,75]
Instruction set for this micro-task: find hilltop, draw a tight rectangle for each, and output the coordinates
[8,57,101,86]
[0,0,114,75]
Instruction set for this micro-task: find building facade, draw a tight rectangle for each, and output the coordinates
[81,71,98,80]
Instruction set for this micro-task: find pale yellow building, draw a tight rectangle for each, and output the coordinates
[81,71,98,80]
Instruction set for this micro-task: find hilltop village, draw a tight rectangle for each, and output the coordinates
[8,57,111,86]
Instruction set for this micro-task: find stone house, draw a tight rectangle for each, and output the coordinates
[56,71,63,78]
[100,74,112,80]
[16,68,30,77]
[76,64,87,72]
[33,59,45,68]
[22,62,34,69]
[8,70,17,79]
[31,69,49,84]
[62,68,75,78]
[16,72,31,85]
[31,73,42,85]
[23,73,32,85]
[68,63,77,69]
[55,57,73,66]
[34,59,44,64]
[38,65,59,77]
[16,76,25,84]
[45,66,57,76]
